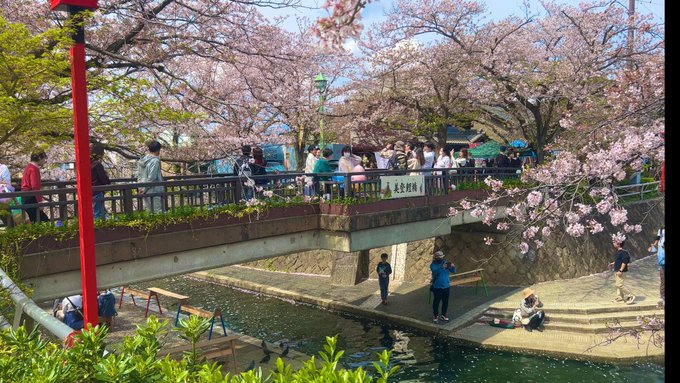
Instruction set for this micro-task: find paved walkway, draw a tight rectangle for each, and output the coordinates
[488,253,663,309]
[195,255,664,362]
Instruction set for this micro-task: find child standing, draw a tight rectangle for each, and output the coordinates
[377,253,393,305]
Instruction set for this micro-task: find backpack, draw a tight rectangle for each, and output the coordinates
[387,153,406,170]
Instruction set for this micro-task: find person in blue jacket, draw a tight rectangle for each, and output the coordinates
[430,251,456,324]
[98,289,117,328]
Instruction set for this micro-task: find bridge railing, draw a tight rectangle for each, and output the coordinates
[613,181,661,201]
[318,167,521,201]
[0,167,522,224]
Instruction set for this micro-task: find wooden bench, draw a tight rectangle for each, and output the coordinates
[157,334,239,373]
[118,286,189,318]
[175,305,228,340]
[450,268,489,296]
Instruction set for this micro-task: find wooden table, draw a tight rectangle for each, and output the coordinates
[157,335,239,373]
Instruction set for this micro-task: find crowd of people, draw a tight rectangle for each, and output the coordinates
[378,140,530,175]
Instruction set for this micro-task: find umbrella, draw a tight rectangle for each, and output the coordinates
[509,139,527,148]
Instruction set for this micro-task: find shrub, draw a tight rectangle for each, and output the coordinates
[0,315,397,383]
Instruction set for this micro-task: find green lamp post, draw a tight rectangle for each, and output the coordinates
[314,72,328,149]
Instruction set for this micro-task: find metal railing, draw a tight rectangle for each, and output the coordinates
[0,167,522,225]
[1,267,74,341]
[613,181,661,201]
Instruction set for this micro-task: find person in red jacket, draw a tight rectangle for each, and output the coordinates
[21,151,49,223]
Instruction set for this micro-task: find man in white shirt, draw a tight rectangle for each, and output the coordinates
[304,145,320,196]
[423,143,435,169]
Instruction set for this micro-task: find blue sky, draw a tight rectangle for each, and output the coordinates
[259,0,664,40]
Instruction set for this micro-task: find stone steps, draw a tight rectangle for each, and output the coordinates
[488,302,661,315]
[485,309,664,324]
[481,304,664,334]
[479,316,654,333]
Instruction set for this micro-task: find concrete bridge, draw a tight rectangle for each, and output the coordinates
[20,190,508,301]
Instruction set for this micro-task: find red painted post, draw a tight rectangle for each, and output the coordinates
[70,24,98,329]
[51,0,100,329]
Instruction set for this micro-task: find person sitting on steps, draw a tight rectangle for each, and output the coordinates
[519,288,545,332]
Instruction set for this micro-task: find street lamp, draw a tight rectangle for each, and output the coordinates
[50,0,99,330]
[313,73,328,149]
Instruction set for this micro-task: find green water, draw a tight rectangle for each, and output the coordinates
[136,276,664,383]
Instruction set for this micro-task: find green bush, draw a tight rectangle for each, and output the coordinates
[0,315,397,383]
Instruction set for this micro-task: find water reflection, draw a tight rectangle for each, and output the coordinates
[135,276,664,383]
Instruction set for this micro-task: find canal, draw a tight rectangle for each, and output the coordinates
[136,275,664,383]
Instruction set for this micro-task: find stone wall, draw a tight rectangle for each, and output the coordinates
[405,239,436,283]
[243,200,663,286]
[244,250,334,275]
[436,200,664,285]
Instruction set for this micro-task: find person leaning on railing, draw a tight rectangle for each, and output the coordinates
[137,140,164,213]
[21,151,49,224]
[313,147,334,198]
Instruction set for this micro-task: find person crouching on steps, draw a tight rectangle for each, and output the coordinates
[520,288,545,332]
[377,253,392,305]
[430,251,456,324]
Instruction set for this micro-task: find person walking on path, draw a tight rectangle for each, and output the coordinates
[609,240,635,305]
[21,151,49,223]
[649,227,665,306]
[430,251,456,324]
[90,143,111,220]
[376,253,392,305]
[137,140,164,213]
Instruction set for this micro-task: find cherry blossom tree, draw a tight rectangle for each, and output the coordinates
[337,37,478,147]
[377,0,663,163]
[1,1,351,174]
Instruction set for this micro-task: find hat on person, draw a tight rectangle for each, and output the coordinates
[522,288,534,299]
[394,141,405,152]
[433,251,445,260]
[252,147,263,156]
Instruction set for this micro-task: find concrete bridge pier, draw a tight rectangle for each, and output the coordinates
[390,243,408,282]
[330,250,370,286]
[329,242,410,286]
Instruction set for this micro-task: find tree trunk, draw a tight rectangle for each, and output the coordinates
[436,125,448,149]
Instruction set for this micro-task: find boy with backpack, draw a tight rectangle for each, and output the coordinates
[233,145,254,200]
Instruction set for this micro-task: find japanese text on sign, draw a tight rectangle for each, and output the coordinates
[380,175,425,199]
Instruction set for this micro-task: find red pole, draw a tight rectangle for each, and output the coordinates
[69,10,98,328]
